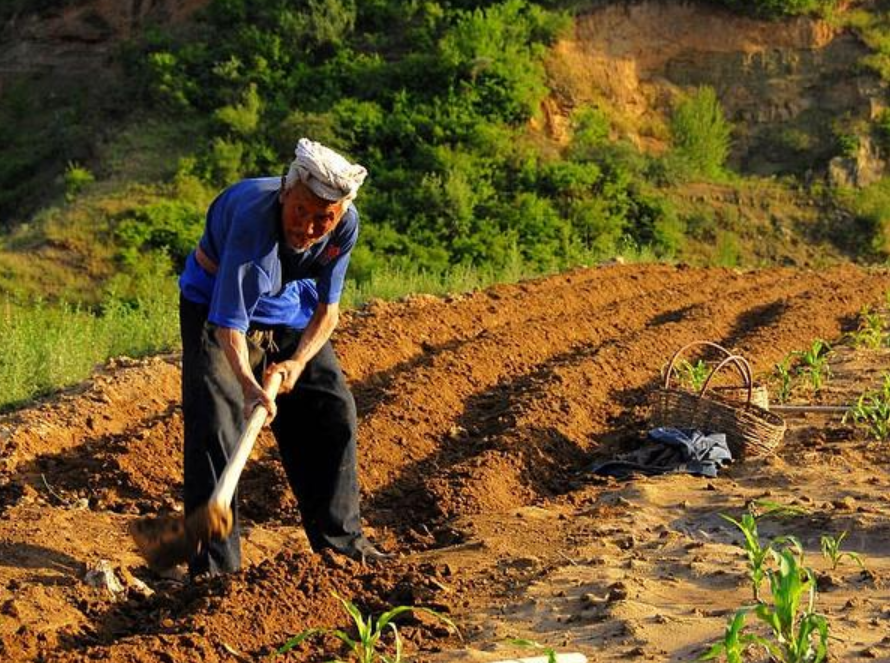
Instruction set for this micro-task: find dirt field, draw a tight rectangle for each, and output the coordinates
[2,263,890,663]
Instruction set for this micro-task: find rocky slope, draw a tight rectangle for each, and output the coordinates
[545,1,885,180]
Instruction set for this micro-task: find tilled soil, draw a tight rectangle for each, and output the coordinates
[1,264,890,662]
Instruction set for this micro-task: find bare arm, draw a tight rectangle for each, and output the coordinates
[265,301,340,393]
[215,327,277,420]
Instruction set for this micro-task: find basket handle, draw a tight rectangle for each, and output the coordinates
[699,354,754,407]
[663,340,745,389]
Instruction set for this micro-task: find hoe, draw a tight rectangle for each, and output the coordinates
[129,373,282,570]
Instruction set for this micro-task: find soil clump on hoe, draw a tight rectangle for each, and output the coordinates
[1,264,889,662]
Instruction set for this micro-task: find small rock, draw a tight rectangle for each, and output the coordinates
[816,572,840,592]
[83,560,125,598]
[118,566,155,598]
[607,582,629,601]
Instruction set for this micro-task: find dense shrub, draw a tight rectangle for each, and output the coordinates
[668,86,732,180]
[114,200,203,268]
[64,162,95,201]
[8,0,687,273]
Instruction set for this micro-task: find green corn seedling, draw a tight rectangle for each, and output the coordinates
[678,358,710,392]
[773,356,795,404]
[704,549,830,663]
[276,592,459,662]
[752,498,810,520]
[752,548,829,663]
[721,512,771,602]
[722,510,803,603]
[848,306,886,349]
[820,532,866,571]
[844,373,890,442]
[699,608,759,663]
[793,340,831,394]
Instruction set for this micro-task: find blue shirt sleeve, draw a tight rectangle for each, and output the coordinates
[209,256,273,331]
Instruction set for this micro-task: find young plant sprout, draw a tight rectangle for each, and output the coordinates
[276,593,459,663]
[678,358,710,392]
[702,548,829,663]
[722,508,803,602]
[844,373,890,442]
[793,340,831,394]
[754,548,829,663]
[721,512,771,602]
[848,306,886,349]
[820,532,866,571]
[509,638,559,663]
[772,356,795,404]
[751,499,810,520]
[699,608,758,663]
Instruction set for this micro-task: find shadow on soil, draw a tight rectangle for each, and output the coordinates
[0,541,83,586]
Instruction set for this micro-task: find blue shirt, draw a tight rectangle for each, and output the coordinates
[179,177,358,332]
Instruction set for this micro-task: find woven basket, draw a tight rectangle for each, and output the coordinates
[651,344,786,459]
[663,340,770,408]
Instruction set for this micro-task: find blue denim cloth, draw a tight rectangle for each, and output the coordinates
[590,427,733,479]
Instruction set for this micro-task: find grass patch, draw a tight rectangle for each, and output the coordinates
[0,280,179,411]
[1,240,660,411]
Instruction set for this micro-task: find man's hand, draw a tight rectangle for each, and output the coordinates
[264,359,306,395]
[242,379,278,423]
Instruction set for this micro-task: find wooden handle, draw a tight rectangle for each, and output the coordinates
[209,371,283,510]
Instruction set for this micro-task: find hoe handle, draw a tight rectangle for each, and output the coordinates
[209,371,283,511]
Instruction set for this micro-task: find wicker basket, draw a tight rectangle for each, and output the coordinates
[663,340,770,408]
[651,344,786,459]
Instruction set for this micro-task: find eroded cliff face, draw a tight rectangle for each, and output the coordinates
[546,1,884,178]
[0,0,209,85]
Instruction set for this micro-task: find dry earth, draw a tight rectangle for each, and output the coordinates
[1,263,890,662]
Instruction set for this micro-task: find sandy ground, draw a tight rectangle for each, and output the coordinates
[1,263,889,662]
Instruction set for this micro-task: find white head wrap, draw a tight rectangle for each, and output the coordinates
[284,138,367,203]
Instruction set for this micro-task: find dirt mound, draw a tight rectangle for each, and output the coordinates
[1,264,890,662]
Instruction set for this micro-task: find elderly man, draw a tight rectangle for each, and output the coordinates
[177,138,387,577]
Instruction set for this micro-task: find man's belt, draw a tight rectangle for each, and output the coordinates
[195,245,218,275]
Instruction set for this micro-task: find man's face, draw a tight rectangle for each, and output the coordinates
[279,181,345,251]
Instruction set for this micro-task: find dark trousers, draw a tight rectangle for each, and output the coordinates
[180,296,364,576]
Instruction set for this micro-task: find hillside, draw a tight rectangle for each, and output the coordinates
[0,0,887,284]
[545,2,881,178]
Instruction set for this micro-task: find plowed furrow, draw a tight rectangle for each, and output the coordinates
[421,267,888,519]
[358,268,800,514]
[339,264,703,382]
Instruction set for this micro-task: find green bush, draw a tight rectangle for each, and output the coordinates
[114,200,203,268]
[64,162,95,202]
[439,0,570,123]
[214,83,262,136]
[669,86,733,180]
[837,177,890,258]
[874,109,890,153]
[570,105,611,159]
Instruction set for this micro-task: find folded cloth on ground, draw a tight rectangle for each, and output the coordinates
[589,427,733,479]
